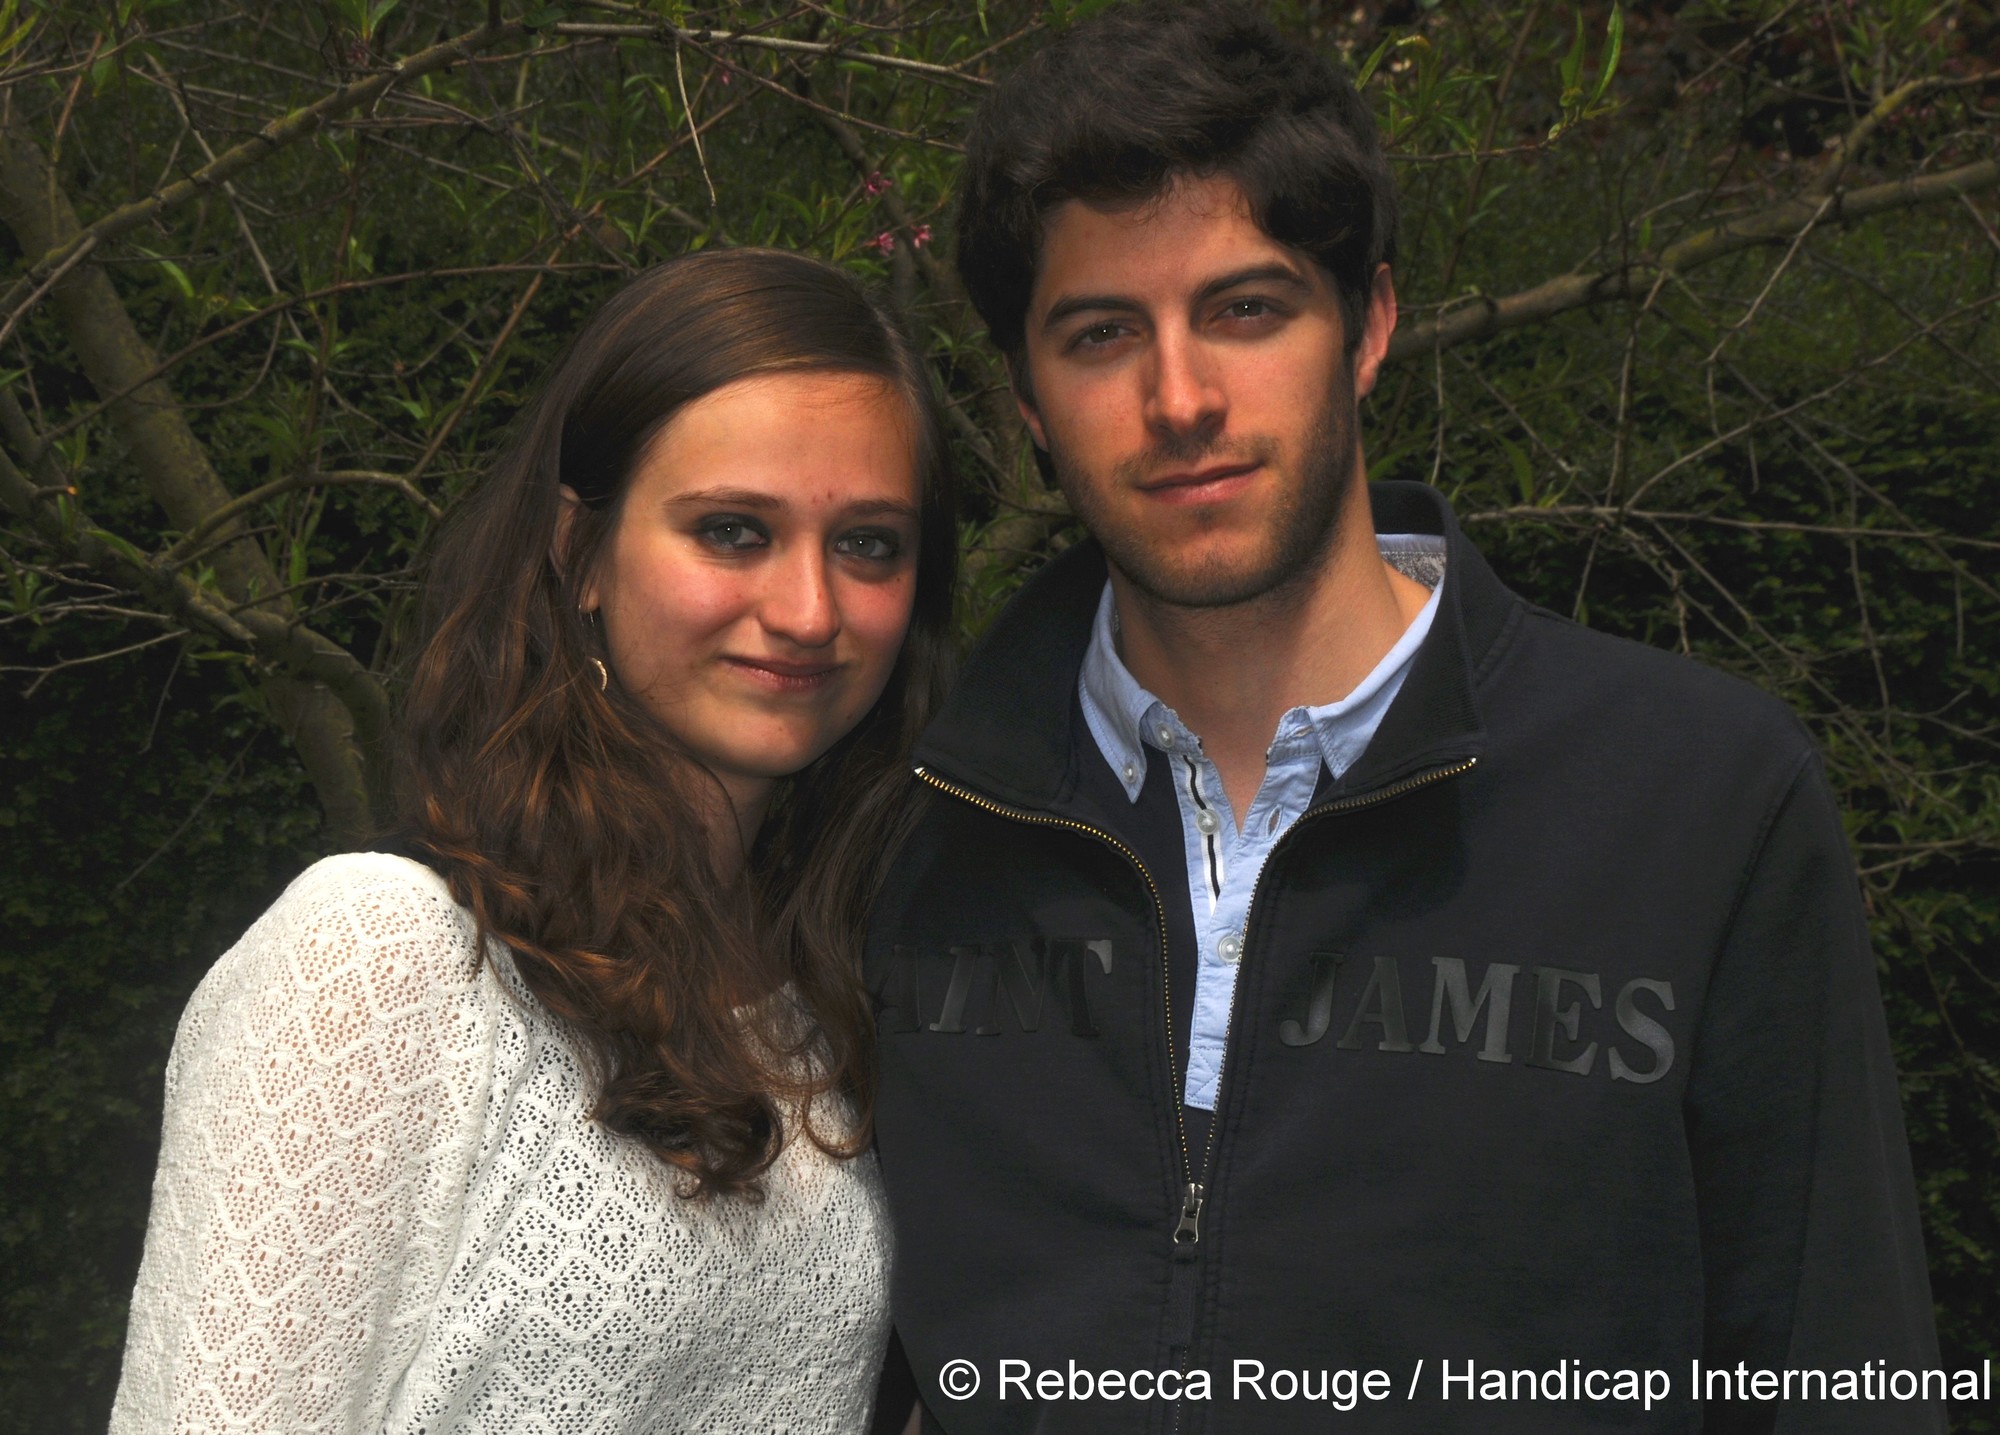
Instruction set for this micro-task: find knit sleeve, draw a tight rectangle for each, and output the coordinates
[109,853,500,1435]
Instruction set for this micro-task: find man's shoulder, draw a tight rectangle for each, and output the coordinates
[1498,602,1815,763]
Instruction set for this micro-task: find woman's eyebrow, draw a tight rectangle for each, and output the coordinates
[668,487,786,509]
[668,489,918,521]
[843,499,921,520]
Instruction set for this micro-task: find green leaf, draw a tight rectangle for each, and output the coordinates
[0,13,36,61]
[84,527,149,569]
[2,550,43,615]
[156,258,195,301]
[1589,5,1624,109]
[1499,436,1536,505]
[1558,9,1586,92]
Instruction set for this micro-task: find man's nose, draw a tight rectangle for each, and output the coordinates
[759,544,840,648]
[1143,326,1226,442]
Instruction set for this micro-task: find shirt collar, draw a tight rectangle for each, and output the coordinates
[1076,582,1165,800]
[1077,536,1447,803]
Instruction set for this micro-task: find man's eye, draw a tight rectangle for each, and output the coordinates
[1072,322,1128,350]
[1222,298,1275,321]
[835,529,903,562]
[697,517,767,551]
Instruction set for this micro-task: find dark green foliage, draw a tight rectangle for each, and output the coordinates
[1,0,1995,1429]
[0,641,322,1427]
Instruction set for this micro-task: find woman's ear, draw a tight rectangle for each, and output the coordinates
[555,485,599,611]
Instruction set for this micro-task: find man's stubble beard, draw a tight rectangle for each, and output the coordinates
[1051,378,1358,612]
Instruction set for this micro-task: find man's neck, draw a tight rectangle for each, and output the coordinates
[1111,485,1432,825]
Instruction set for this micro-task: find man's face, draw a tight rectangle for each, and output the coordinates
[1016,173,1392,608]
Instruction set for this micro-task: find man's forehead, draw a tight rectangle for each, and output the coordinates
[1030,174,1321,314]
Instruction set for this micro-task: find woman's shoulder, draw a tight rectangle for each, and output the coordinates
[187,851,493,1041]
[274,848,463,928]
[257,848,476,964]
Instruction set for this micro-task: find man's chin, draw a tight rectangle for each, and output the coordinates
[1108,543,1305,610]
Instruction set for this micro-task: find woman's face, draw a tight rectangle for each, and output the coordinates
[575,370,922,820]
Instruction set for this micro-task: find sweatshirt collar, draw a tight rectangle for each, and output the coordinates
[1078,545,1445,802]
[913,482,1515,816]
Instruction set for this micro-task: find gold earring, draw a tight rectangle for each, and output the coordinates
[589,657,609,691]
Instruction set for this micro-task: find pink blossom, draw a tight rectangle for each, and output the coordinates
[868,231,897,255]
[864,171,893,197]
[911,224,932,250]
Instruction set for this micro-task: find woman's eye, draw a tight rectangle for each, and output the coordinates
[835,530,903,562]
[696,517,768,551]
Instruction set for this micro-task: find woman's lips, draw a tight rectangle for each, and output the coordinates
[721,656,841,692]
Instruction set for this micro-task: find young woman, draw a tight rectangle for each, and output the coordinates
[109,249,957,1434]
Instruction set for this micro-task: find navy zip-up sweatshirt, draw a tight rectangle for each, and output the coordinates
[863,481,1941,1433]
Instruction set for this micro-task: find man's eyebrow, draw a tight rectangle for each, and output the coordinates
[1194,263,1314,303]
[1041,293,1145,331]
[1039,263,1315,331]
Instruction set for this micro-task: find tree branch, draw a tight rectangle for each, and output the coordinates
[1388,158,2000,361]
[0,433,388,738]
[1809,69,2000,196]
[555,10,990,88]
[0,129,394,840]
[0,16,526,341]
[163,470,442,567]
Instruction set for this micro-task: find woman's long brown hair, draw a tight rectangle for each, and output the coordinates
[398,249,957,1200]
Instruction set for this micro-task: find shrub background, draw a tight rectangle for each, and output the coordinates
[1,1,1993,1428]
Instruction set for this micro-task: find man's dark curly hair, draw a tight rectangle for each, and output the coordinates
[955,0,1397,376]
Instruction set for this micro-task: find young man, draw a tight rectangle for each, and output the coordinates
[864,6,1942,1431]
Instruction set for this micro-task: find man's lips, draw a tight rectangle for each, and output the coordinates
[1134,461,1262,502]
[721,656,842,691]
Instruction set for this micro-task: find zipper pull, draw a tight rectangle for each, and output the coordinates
[1173,1181,1205,1245]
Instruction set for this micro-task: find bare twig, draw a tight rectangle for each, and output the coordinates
[1389,159,2000,361]
[555,12,990,88]
[1810,70,2000,196]
[163,470,442,567]
[0,17,528,341]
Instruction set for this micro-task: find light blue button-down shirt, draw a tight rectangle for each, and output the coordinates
[1077,535,1446,1111]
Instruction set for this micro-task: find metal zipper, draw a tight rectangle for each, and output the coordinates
[912,755,1478,1243]
[918,753,1478,1435]
[912,765,1202,1212]
[1162,753,1481,1435]
[1185,754,1482,1195]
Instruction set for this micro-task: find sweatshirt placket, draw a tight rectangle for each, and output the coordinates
[1154,711,1324,1116]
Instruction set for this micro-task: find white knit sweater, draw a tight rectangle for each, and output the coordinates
[109,852,892,1434]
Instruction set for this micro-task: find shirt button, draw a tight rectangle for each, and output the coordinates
[1217,934,1243,963]
[1122,763,1138,784]
[1156,726,1175,748]
[1195,810,1220,835]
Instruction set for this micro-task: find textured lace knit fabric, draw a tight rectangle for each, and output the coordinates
[109,852,892,1434]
